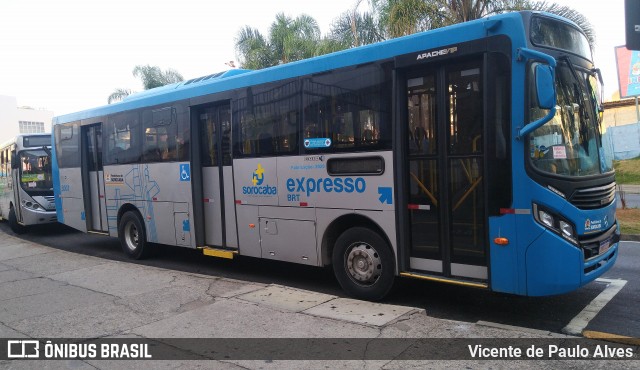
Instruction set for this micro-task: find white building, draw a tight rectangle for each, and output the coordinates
[0,95,53,142]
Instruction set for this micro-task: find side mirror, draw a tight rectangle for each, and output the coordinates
[535,64,555,110]
[10,151,18,169]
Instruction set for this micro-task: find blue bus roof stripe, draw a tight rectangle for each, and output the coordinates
[53,12,527,125]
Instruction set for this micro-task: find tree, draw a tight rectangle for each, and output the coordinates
[347,0,595,50]
[108,65,184,104]
[236,13,338,69]
[329,2,386,48]
[107,88,134,104]
[132,65,184,90]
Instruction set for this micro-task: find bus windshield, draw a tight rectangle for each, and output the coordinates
[529,59,614,177]
[19,149,53,193]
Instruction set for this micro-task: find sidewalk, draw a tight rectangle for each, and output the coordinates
[0,232,634,368]
[619,184,640,194]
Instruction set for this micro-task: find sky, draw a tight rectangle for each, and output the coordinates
[0,0,629,116]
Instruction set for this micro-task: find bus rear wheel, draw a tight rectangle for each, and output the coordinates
[118,211,151,259]
[8,206,27,235]
[332,227,395,301]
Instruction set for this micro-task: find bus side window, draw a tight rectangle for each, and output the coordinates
[302,63,391,152]
[143,107,177,163]
[56,123,80,168]
[234,80,300,158]
[105,112,142,165]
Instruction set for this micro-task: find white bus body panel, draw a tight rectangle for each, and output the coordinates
[58,167,87,232]
[102,163,195,248]
[202,166,223,246]
[233,151,395,267]
[235,204,261,258]
[202,166,238,248]
[223,166,238,248]
[88,170,108,231]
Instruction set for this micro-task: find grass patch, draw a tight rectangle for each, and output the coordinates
[617,208,640,235]
[615,157,640,185]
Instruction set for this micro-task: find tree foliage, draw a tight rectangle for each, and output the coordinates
[107,88,134,104]
[344,0,595,49]
[108,65,184,104]
[132,65,184,90]
[236,13,332,69]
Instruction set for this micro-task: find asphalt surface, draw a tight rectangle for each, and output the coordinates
[3,221,637,339]
[5,229,639,368]
[586,239,640,338]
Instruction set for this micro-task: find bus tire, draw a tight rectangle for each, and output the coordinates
[8,206,27,235]
[332,227,395,301]
[118,211,151,260]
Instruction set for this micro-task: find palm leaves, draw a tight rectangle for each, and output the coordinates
[132,65,184,90]
[235,13,328,69]
[107,88,134,105]
[370,0,596,49]
[108,65,184,104]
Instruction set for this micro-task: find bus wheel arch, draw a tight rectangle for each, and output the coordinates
[323,215,395,301]
[117,204,151,260]
[321,214,392,266]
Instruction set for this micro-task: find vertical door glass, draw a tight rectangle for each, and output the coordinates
[447,61,486,266]
[219,105,232,166]
[200,108,218,167]
[407,73,440,259]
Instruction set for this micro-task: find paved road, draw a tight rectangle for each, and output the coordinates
[587,240,640,338]
[5,229,637,368]
[2,222,638,339]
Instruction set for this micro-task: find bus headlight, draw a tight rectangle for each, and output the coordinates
[22,200,43,211]
[559,220,575,239]
[533,204,578,245]
[539,209,554,228]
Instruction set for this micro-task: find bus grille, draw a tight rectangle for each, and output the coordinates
[569,182,616,210]
[43,196,55,203]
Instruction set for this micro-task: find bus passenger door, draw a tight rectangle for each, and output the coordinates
[81,124,108,233]
[194,103,238,250]
[403,58,488,282]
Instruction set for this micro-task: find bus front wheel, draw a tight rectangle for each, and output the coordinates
[8,206,27,235]
[332,227,395,301]
[118,211,151,260]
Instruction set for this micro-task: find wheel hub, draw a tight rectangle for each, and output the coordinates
[124,222,139,252]
[346,243,382,285]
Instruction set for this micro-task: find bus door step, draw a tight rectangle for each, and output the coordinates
[399,272,488,289]
[199,246,238,259]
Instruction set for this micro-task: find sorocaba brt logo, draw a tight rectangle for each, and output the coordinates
[243,163,277,195]
[252,164,265,186]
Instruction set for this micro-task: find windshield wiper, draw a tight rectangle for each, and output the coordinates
[559,55,593,154]
[559,55,584,99]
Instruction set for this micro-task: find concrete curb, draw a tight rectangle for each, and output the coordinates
[621,234,640,242]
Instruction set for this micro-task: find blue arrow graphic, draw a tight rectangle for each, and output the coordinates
[378,187,393,205]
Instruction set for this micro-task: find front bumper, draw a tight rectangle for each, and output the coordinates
[20,206,57,225]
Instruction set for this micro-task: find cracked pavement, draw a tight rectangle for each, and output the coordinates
[0,232,636,369]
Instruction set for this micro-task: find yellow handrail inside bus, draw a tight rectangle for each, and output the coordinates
[409,171,438,206]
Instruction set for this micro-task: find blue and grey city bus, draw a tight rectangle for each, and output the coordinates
[51,11,618,300]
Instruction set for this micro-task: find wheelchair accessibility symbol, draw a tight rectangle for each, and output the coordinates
[180,164,191,181]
